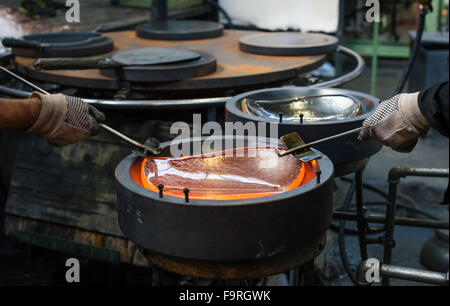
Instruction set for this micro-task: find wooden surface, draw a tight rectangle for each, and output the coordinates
[4,129,151,266]
[3,115,188,267]
[16,30,326,91]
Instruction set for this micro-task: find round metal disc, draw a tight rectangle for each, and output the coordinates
[111,47,201,66]
[101,50,216,82]
[10,32,114,58]
[239,32,338,56]
[136,20,224,40]
[12,39,114,58]
[23,32,107,47]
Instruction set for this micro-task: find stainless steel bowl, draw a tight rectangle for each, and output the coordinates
[242,94,362,122]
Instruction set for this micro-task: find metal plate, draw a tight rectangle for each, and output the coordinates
[11,32,114,58]
[239,32,338,56]
[22,32,108,48]
[101,50,216,82]
[12,39,114,58]
[243,94,362,122]
[110,47,201,66]
[137,20,224,40]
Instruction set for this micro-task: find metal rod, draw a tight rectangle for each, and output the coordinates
[279,127,362,157]
[0,65,151,150]
[333,211,449,229]
[0,65,50,95]
[355,170,368,260]
[98,123,146,150]
[380,264,449,286]
[311,46,365,89]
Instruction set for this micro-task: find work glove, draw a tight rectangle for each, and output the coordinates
[27,92,105,146]
[358,92,430,153]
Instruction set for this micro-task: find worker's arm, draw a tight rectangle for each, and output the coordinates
[418,81,449,137]
[0,96,41,131]
[358,81,449,153]
[0,92,105,146]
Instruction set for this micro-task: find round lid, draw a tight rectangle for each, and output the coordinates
[136,20,224,40]
[239,32,338,56]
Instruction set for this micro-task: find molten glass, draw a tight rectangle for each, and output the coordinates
[133,146,317,201]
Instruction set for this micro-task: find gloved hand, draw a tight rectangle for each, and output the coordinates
[27,92,105,146]
[358,92,430,152]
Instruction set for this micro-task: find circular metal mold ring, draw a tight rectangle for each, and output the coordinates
[225,87,382,167]
[239,32,339,56]
[136,20,224,40]
[115,136,334,261]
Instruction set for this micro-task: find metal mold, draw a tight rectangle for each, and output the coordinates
[115,136,334,262]
[225,87,383,168]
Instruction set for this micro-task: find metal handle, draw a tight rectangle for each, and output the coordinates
[279,127,362,157]
[98,123,147,150]
[33,57,120,70]
[2,37,50,50]
[357,259,449,286]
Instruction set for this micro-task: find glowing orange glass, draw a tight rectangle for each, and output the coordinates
[130,146,317,201]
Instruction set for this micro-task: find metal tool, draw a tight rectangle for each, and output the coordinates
[0,65,160,155]
[33,48,202,70]
[33,48,217,83]
[280,132,321,162]
[279,128,362,157]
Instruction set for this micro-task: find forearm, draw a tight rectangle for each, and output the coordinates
[418,81,449,137]
[0,97,41,131]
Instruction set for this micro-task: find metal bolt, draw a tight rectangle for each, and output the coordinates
[183,188,190,203]
[299,113,304,124]
[158,184,164,198]
[316,170,322,184]
[279,113,283,123]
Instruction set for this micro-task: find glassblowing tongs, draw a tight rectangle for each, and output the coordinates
[279,128,362,159]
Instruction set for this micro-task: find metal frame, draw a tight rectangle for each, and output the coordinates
[333,166,449,286]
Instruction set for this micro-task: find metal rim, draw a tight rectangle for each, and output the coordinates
[115,136,334,207]
[3,46,366,109]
